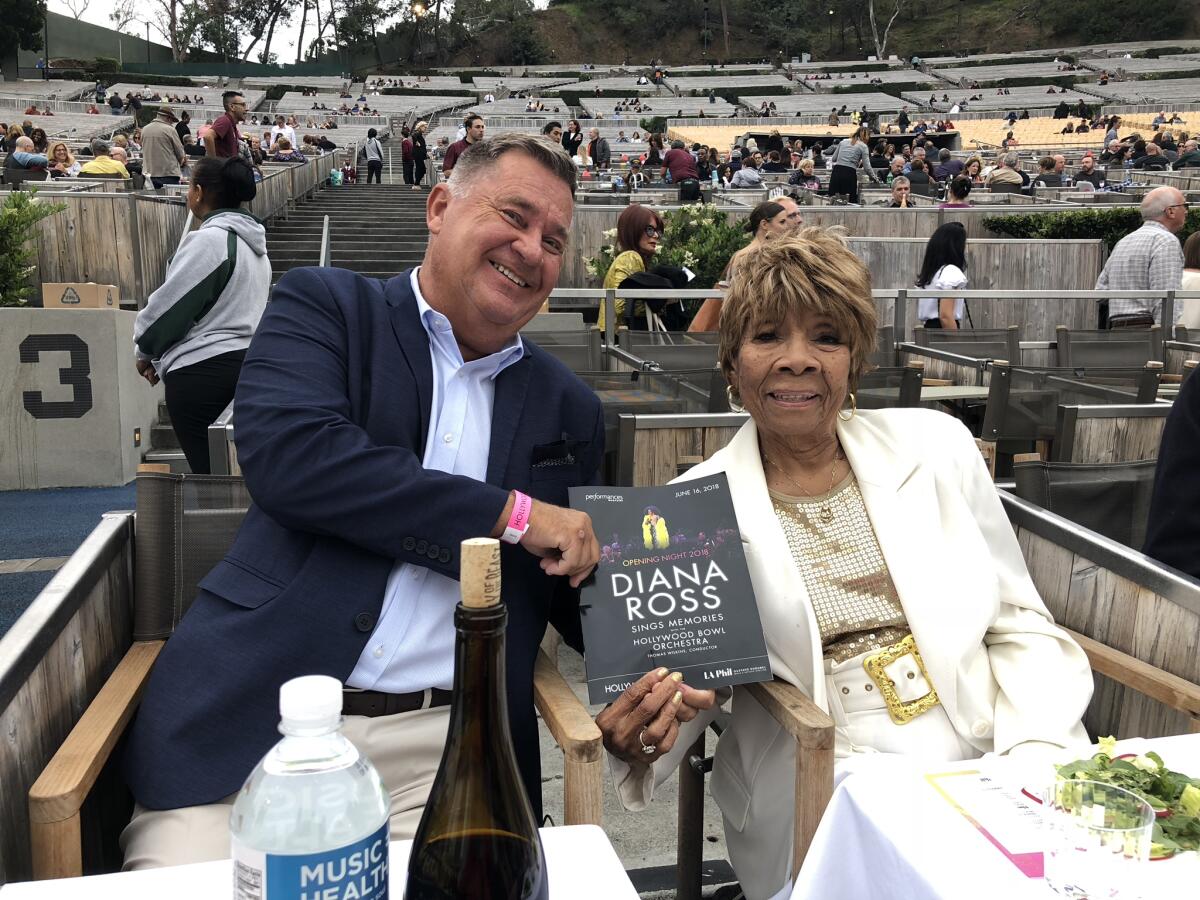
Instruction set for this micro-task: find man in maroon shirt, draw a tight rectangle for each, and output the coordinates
[443,114,485,174]
[660,139,699,183]
[203,91,246,158]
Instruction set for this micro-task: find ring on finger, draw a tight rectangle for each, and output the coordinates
[638,726,656,755]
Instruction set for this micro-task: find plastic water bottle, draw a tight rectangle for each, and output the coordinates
[711,169,719,189]
[231,676,391,900]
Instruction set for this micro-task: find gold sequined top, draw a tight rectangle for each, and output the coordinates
[771,471,911,663]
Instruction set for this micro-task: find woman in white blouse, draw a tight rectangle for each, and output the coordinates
[916,222,969,329]
[1181,233,1200,331]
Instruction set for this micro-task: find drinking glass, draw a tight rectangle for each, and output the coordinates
[1041,779,1154,899]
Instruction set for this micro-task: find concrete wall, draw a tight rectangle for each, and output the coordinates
[0,308,161,489]
[2,12,174,82]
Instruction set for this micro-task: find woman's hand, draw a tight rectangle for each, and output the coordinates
[596,668,717,770]
[136,359,159,386]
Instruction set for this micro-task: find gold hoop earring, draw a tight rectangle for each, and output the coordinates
[838,392,857,421]
[726,384,745,413]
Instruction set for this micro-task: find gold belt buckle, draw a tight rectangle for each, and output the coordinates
[862,633,940,725]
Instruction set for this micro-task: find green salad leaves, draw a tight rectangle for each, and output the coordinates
[1055,739,1200,859]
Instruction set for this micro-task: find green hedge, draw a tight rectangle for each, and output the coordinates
[983,208,1200,251]
[381,86,474,97]
[927,55,1056,70]
[969,74,1081,91]
[101,73,199,88]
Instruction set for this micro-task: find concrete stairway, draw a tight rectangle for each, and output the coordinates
[143,399,188,472]
[266,183,432,284]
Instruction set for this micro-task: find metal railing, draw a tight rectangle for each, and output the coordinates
[319,214,331,267]
[547,288,1200,346]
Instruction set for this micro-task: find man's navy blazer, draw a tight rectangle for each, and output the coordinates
[124,266,605,815]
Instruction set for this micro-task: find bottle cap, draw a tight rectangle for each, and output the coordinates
[460,537,501,608]
[279,675,343,727]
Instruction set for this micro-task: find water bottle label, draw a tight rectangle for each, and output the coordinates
[233,822,389,900]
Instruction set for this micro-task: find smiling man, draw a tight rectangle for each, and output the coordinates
[121,133,605,868]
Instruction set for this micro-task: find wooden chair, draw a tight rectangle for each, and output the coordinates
[1013,456,1158,548]
[979,361,1162,466]
[1053,403,1170,464]
[1054,324,1163,368]
[27,466,603,880]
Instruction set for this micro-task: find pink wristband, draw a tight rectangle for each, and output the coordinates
[501,491,533,544]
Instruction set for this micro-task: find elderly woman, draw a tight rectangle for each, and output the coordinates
[790,158,820,191]
[597,228,1093,900]
[599,203,663,331]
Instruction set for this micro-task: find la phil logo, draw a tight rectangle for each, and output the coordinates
[705,667,733,680]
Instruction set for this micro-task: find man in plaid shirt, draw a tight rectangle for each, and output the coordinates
[1095,186,1187,327]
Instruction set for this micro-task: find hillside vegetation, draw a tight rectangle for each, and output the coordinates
[448,0,1200,68]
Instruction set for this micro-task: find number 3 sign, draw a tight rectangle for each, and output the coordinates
[19,334,94,419]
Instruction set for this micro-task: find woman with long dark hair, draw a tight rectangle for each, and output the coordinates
[915,221,969,330]
[600,204,664,331]
[133,156,271,472]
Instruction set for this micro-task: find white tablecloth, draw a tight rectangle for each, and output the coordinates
[791,735,1200,900]
[0,825,636,899]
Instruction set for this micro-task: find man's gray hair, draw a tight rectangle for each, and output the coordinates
[90,138,110,156]
[891,176,911,188]
[14,135,33,151]
[671,139,685,149]
[1141,186,1181,221]
[447,132,576,198]
[939,148,951,161]
[1003,152,1019,168]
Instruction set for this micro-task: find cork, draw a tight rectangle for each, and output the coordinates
[460,538,501,608]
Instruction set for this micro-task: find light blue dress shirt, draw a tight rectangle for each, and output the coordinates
[346,269,525,693]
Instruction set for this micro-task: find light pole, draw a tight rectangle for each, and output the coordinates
[142,20,151,65]
[828,10,834,54]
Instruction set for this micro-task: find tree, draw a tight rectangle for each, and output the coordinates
[147,0,206,61]
[109,0,137,33]
[0,0,45,53]
[62,0,90,19]
[867,0,905,60]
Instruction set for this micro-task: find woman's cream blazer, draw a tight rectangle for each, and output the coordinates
[610,408,1093,900]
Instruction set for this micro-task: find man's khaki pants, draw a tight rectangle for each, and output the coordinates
[121,706,451,870]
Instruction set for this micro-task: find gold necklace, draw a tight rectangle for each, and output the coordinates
[765,451,842,524]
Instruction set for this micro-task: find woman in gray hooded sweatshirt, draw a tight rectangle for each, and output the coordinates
[133,156,271,473]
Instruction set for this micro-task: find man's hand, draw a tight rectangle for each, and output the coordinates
[521,498,600,588]
[136,359,159,386]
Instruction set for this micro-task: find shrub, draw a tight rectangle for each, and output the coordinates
[983,207,1200,251]
[0,190,67,307]
[584,204,749,317]
[93,57,120,74]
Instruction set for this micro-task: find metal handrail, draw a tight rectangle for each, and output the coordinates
[319,214,331,267]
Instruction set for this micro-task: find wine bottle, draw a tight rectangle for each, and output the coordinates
[405,538,548,900]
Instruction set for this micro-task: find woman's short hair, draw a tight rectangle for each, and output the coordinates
[948,176,972,200]
[745,200,785,235]
[799,158,814,172]
[719,228,877,397]
[275,137,292,150]
[191,156,257,208]
[1184,232,1200,270]
[615,203,664,264]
